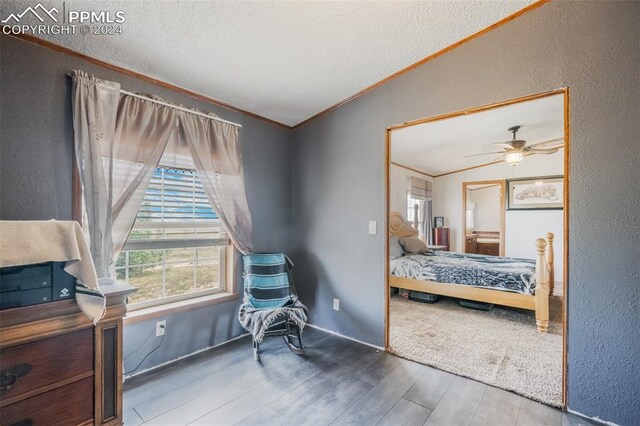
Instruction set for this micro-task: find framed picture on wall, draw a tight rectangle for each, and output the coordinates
[507,176,564,210]
[434,216,445,227]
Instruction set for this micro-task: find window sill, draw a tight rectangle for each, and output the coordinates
[124,291,240,325]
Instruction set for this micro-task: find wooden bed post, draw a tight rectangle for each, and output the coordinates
[535,238,550,333]
[547,232,555,296]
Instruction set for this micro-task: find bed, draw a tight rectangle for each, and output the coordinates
[389,211,554,332]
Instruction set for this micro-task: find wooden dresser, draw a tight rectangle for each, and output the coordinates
[465,234,478,253]
[432,227,450,251]
[465,231,501,256]
[0,284,136,426]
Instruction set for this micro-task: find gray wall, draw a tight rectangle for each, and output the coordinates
[0,35,293,373]
[291,2,640,424]
[2,2,639,423]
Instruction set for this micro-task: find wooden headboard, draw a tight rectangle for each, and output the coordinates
[389,211,419,238]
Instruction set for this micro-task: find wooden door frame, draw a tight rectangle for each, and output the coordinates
[384,87,570,408]
[462,180,506,256]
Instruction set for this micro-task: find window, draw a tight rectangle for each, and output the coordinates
[406,190,424,229]
[407,190,427,240]
[116,166,230,309]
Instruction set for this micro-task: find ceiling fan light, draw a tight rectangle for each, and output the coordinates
[505,152,524,165]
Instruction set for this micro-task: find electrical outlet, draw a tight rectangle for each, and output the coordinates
[156,320,166,337]
[333,298,340,311]
[368,221,377,235]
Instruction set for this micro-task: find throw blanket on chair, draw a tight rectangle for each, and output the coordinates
[238,254,308,343]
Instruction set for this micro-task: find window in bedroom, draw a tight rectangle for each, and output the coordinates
[406,190,424,230]
[115,166,231,309]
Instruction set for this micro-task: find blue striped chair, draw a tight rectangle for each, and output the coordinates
[239,253,307,361]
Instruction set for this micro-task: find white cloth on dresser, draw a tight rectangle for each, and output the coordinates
[0,220,105,323]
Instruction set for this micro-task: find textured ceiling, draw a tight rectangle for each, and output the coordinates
[1,0,536,126]
[391,93,564,175]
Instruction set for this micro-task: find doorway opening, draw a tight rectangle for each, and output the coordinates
[385,88,569,407]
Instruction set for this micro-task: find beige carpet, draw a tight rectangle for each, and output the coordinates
[389,294,563,406]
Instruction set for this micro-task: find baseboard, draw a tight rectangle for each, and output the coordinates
[566,408,618,426]
[124,332,250,380]
[124,324,382,381]
[306,324,385,351]
[122,327,614,426]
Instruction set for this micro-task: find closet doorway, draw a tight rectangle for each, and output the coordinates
[462,180,505,256]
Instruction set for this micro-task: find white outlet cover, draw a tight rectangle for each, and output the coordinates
[368,221,377,235]
[333,298,340,311]
[156,320,166,336]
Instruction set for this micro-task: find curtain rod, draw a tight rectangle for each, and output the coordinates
[67,73,241,128]
[120,90,242,128]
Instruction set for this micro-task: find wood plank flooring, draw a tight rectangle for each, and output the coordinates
[123,328,599,426]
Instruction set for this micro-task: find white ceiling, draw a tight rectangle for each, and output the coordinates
[391,93,565,176]
[1,0,536,126]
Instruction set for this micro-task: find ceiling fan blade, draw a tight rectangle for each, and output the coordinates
[527,148,560,155]
[529,138,564,148]
[464,151,506,158]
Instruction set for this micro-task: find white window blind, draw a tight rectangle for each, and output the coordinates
[138,167,215,222]
[124,167,229,251]
[407,191,423,223]
[407,190,425,240]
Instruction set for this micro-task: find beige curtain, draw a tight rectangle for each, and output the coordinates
[179,112,254,254]
[72,72,177,278]
[73,71,254,274]
[110,95,178,259]
[72,71,120,278]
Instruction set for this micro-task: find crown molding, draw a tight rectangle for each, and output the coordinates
[1,30,293,130]
[390,162,434,178]
[2,0,550,133]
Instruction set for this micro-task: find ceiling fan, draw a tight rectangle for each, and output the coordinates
[465,125,564,166]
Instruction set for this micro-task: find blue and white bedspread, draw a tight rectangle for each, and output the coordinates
[390,251,537,295]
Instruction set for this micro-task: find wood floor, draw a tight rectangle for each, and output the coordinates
[123,327,598,426]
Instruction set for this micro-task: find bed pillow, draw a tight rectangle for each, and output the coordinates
[389,236,404,259]
[399,236,428,254]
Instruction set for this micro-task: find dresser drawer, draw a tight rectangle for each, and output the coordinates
[477,242,500,256]
[0,328,93,403]
[0,376,93,426]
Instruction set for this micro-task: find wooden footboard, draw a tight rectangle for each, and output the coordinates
[389,227,554,333]
[390,276,536,310]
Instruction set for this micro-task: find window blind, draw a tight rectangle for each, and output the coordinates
[124,166,228,250]
[137,167,217,222]
[409,176,432,201]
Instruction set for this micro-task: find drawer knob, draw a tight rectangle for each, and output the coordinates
[0,363,32,391]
